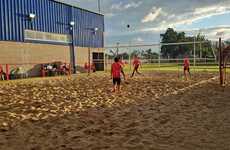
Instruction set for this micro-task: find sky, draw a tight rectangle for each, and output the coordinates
[58,0,230,46]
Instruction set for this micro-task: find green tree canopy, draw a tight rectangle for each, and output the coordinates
[160,28,213,58]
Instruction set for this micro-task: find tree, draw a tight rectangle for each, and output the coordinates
[130,50,141,58]
[160,28,213,58]
[141,49,159,59]
[160,28,179,58]
[225,41,230,46]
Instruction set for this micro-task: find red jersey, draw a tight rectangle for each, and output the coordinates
[111,62,122,78]
[184,58,190,67]
[133,58,141,66]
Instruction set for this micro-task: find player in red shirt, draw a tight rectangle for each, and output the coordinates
[131,55,141,77]
[183,56,191,80]
[111,57,126,92]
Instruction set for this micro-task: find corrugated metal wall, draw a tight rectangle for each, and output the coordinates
[0,0,104,47]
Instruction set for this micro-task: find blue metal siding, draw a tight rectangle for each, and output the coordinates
[0,0,104,47]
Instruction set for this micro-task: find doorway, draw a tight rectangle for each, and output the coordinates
[92,52,104,71]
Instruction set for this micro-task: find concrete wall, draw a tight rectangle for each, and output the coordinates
[0,41,70,64]
[0,41,104,76]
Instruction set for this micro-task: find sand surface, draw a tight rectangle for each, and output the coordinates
[0,72,230,150]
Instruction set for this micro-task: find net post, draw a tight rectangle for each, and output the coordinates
[219,38,224,86]
[193,36,196,70]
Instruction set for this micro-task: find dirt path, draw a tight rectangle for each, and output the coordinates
[0,73,229,150]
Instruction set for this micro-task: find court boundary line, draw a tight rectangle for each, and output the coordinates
[168,76,219,96]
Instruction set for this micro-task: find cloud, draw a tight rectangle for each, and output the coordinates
[140,4,230,33]
[202,26,230,41]
[111,1,142,11]
[124,1,143,9]
[133,37,144,42]
[142,7,165,23]
[193,5,228,15]
[104,13,115,18]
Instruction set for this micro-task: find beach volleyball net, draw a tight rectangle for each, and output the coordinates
[104,41,219,78]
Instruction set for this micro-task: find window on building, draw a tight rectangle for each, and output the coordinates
[24,30,72,44]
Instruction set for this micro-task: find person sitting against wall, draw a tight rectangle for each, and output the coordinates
[15,67,24,79]
[46,64,53,76]
[0,68,7,81]
[10,66,17,80]
[52,63,58,76]
[59,63,69,75]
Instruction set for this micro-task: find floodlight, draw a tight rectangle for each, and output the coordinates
[29,13,36,19]
[70,21,75,26]
[94,27,98,31]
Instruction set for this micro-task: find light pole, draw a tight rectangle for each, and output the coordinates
[70,21,76,74]
[88,27,99,75]
[98,0,101,13]
[216,31,225,85]
[158,38,161,69]
[127,24,132,72]
[28,13,36,30]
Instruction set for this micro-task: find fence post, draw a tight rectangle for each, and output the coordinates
[193,36,196,67]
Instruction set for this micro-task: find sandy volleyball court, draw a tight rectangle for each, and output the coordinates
[0,72,229,150]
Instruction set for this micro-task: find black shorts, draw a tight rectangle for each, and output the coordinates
[184,66,190,71]
[113,78,121,85]
[134,64,139,70]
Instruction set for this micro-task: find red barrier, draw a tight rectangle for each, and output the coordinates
[68,63,71,75]
[0,65,3,80]
[6,64,9,80]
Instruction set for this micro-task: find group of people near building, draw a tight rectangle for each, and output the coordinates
[41,62,71,77]
[0,65,26,80]
[110,55,191,92]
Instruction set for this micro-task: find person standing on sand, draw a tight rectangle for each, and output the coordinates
[131,55,141,77]
[111,57,126,92]
[183,55,191,80]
